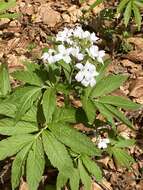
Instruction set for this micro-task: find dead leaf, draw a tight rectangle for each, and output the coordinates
[127,37,143,50]
[92,182,103,190]
[19,181,29,190]
[129,78,143,98]
[34,3,61,27]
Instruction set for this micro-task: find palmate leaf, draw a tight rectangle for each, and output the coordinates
[90,75,128,98]
[117,0,130,12]
[0,63,11,96]
[11,143,33,190]
[132,3,142,30]
[111,147,134,168]
[12,70,43,87]
[69,169,80,190]
[0,101,16,117]
[56,172,68,190]
[111,137,135,148]
[82,97,96,124]
[0,118,38,135]
[42,131,74,174]
[78,159,91,190]
[52,107,76,123]
[15,86,41,122]
[42,87,56,123]
[0,134,34,160]
[104,104,133,129]
[82,155,102,182]
[124,1,132,27]
[94,101,114,125]
[98,95,140,110]
[0,0,16,12]
[26,138,45,190]
[48,123,100,156]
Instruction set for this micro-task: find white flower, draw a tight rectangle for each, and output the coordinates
[56,28,73,44]
[97,50,105,63]
[57,45,72,64]
[41,50,56,64]
[86,45,99,58]
[90,33,99,42]
[70,47,84,60]
[75,61,99,87]
[98,138,110,149]
[73,26,84,38]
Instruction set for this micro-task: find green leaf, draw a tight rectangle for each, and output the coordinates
[0,63,11,96]
[81,87,96,124]
[90,75,128,98]
[11,143,32,190]
[117,0,130,12]
[82,155,102,182]
[94,102,114,124]
[132,3,142,30]
[22,105,37,122]
[15,86,41,122]
[0,12,20,19]
[49,123,100,156]
[111,147,134,168]
[0,101,16,117]
[0,0,16,12]
[69,169,80,190]
[52,107,76,123]
[81,96,96,124]
[42,131,74,174]
[104,104,133,129]
[42,88,56,123]
[124,1,132,27]
[96,59,111,83]
[56,172,68,190]
[78,159,91,190]
[98,96,141,110]
[112,138,135,148]
[0,134,34,160]
[12,70,43,86]
[0,118,38,135]
[26,138,45,190]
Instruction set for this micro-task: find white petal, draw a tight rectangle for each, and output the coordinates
[54,54,63,62]
[75,63,83,70]
[75,71,84,82]
[98,142,107,149]
[103,138,110,144]
[89,78,96,87]
[41,52,49,61]
[77,53,84,61]
[63,55,71,64]
[58,45,66,53]
[98,50,105,58]
[90,33,99,42]
[97,57,103,63]
[82,31,90,38]
[81,79,90,87]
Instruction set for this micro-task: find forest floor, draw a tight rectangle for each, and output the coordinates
[0,0,143,189]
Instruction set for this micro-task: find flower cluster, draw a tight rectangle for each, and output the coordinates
[98,138,110,149]
[41,26,105,87]
[75,62,99,87]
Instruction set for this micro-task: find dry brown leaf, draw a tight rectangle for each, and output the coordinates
[19,181,29,190]
[101,178,113,190]
[125,50,143,63]
[129,78,143,98]
[92,182,103,190]
[34,3,61,27]
[127,37,143,50]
